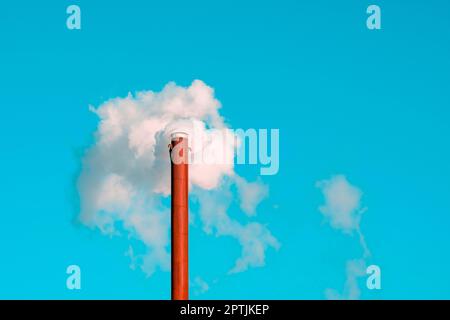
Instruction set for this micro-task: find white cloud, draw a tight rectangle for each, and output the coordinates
[193,277,210,295]
[317,175,370,300]
[325,259,366,300]
[194,183,280,274]
[234,175,269,216]
[316,175,363,232]
[77,80,278,276]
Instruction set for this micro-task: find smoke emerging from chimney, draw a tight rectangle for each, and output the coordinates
[77,80,279,276]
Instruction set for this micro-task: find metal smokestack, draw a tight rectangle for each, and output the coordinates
[169,132,189,300]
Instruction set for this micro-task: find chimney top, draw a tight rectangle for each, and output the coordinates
[170,131,188,140]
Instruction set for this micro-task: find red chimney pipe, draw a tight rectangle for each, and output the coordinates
[169,132,189,300]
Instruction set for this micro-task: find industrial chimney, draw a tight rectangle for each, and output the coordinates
[169,132,189,300]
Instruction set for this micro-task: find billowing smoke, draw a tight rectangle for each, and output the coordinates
[316,175,370,299]
[77,80,279,276]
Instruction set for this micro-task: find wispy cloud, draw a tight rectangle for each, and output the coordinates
[325,259,366,300]
[316,175,363,233]
[316,175,370,257]
[317,175,370,299]
[193,276,210,295]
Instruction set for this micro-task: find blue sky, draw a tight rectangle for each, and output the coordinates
[1,0,450,299]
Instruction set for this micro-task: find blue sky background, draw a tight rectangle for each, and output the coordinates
[1,0,450,299]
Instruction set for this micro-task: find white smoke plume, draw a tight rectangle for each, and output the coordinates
[316,175,370,257]
[316,175,370,299]
[77,80,279,276]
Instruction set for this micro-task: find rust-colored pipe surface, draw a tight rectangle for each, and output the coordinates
[169,132,189,300]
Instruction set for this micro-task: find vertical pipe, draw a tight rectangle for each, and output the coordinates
[169,132,189,300]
